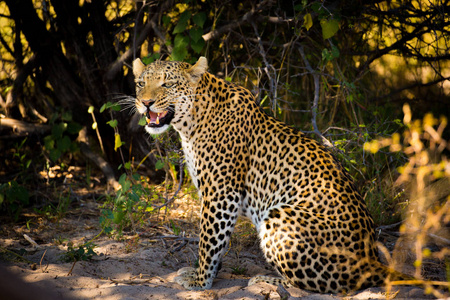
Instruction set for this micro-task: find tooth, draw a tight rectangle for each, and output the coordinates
[156,113,160,125]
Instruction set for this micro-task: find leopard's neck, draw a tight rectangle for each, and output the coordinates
[172,72,232,140]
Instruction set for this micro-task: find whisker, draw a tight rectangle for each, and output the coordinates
[115,95,140,115]
[118,92,209,117]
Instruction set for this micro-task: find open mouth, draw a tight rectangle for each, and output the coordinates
[145,108,174,127]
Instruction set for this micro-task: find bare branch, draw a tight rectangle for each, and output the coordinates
[298,46,334,148]
[370,76,450,103]
[251,21,277,111]
[77,127,120,191]
[0,118,50,134]
[106,1,173,81]
[0,32,14,56]
[202,0,275,42]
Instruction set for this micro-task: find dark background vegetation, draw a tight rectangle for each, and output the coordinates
[0,0,449,225]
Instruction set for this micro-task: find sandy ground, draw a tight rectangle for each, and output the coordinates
[0,197,445,300]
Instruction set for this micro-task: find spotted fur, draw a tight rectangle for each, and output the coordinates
[131,57,390,293]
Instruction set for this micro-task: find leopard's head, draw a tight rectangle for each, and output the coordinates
[132,57,207,135]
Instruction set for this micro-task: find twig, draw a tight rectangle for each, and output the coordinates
[251,21,278,114]
[298,46,334,148]
[0,247,34,264]
[426,233,450,245]
[106,1,170,81]
[67,260,77,276]
[88,108,105,155]
[83,229,104,247]
[23,234,39,248]
[150,235,198,242]
[109,277,151,285]
[151,142,185,210]
[323,126,358,135]
[202,0,275,42]
[390,279,450,288]
[370,76,450,103]
[169,240,188,253]
[39,249,47,272]
[376,221,405,231]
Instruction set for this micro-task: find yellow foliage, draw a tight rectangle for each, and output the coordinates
[368,104,449,297]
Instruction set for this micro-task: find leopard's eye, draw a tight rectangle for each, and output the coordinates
[136,81,145,88]
[162,82,176,88]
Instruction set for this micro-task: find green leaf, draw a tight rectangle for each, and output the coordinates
[57,136,72,152]
[100,102,121,113]
[174,34,189,48]
[118,173,127,186]
[113,210,125,224]
[138,116,147,126]
[172,34,189,61]
[189,27,203,42]
[44,135,55,150]
[121,177,131,191]
[129,192,139,203]
[107,119,118,128]
[173,23,187,35]
[191,38,205,54]
[311,2,322,13]
[294,4,304,12]
[124,161,131,169]
[52,123,66,139]
[110,104,121,111]
[67,122,82,135]
[100,103,108,113]
[50,148,62,161]
[321,18,339,39]
[331,45,340,58]
[62,111,73,122]
[173,10,191,34]
[172,47,187,61]
[192,12,206,27]
[142,53,160,65]
[346,94,354,103]
[5,181,29,205]
[303,13,313,31]
[155,160,165,170]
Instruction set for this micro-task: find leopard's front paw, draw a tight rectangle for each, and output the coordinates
[174,267,211,290]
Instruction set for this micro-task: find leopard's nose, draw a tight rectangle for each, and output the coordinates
[142,100,154,107]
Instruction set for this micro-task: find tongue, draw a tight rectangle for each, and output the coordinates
[147,111,159,124]
[146,110,168,125]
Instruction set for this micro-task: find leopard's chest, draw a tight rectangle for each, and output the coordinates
[180,138,198,190]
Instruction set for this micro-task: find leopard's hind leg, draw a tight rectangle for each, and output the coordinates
[254,204,360,293]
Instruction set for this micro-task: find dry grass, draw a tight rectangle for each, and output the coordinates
[365,104,450,298]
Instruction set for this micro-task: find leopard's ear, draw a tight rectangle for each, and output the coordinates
[186,57,208,83]
[133,58,146,78]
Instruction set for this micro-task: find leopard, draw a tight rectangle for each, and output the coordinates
[131,56,396,294]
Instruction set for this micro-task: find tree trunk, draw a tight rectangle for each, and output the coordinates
[5,0,123,169]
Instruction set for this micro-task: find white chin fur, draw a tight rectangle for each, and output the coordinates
[145,124,170,135]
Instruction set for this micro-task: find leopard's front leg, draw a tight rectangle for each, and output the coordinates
[174,193,240,290]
